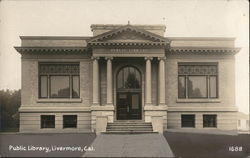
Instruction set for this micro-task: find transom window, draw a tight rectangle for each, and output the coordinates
[117,66,141,90]
[178,63,218,99]
[39,63,80,98]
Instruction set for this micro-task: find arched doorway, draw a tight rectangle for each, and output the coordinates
[116,66,142,120]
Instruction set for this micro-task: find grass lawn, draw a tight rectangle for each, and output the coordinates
[164,132,250,158]
[0,133,96,157]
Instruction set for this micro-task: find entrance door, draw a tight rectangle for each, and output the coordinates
[117,92,141,120]
[116,66,142,120]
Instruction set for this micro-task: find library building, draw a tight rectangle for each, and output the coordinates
[15,24,240,133]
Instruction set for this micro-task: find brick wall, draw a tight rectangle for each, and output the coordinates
[19,54,92,132]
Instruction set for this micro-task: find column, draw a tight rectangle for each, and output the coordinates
[158,57,166,105]
[105,57,113,105]
[92,57,100,106]
[145,57,153,106]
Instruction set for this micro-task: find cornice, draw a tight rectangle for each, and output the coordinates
[15,47,88,54]
[88,42,168,46]
[167,47,241,55]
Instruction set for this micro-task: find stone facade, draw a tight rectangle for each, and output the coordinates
[15,24,240,133]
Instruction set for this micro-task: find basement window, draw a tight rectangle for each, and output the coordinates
[63,115,77,128]
[41,115,55,128]
[203,115,217,128]
[181,114,195,128]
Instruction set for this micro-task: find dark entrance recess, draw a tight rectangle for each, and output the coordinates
[117,92,141,120]
[116,66,142,120]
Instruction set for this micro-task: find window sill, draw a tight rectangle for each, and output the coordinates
[37,98,82,103]
[176,98,221,103]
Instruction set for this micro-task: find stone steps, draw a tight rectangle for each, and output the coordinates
[103,131,157,134]
[105,121,155,134]
[107,127,153,130]
[107,126,152,129]
[107,124,152,126]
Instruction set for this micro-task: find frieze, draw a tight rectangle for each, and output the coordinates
[178,65,218,75]
[39,63,79,74]
[110,49,146,53]
[92,48,165,57]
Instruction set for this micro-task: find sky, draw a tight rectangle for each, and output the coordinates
[0,0,249,113]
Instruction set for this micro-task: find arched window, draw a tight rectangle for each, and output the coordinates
[117,66,141,89]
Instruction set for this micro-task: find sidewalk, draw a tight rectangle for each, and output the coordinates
[83,133,175,157]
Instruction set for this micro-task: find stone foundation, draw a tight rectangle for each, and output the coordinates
[144,105,168,133]
[91,105,114,132]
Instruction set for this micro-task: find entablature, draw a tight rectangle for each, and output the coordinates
[92,48,166,57]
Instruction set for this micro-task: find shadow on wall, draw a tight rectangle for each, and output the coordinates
[0,89,21,132]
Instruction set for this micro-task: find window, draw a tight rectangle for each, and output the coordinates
[41,115,55,128]
[203,115,217,128]
[117,66,141,89]
[63,115,77,128]
[39,63,80,98]
[181,114,195,128]
[178,63,218,99]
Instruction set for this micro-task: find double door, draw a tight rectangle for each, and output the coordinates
[117,92,141,120]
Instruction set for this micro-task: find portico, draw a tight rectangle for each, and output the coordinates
[87,25,170,133]
[91,55,168,132]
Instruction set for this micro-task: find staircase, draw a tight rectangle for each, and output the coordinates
[105,120,155,134]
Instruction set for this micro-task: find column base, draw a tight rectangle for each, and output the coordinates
[92,103,100,106]
[105,103,114,106]
[158,103,167,106]
[145,103,154,106]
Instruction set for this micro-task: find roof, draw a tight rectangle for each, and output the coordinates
[19,36,91,40]
[14,24,240,55]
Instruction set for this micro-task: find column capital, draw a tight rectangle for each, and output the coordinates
[91,56,100,60]
[157,56,166,61]
[105,57,114,60]
[144,57,153,61]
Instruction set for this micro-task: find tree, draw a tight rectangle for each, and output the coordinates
[0,89,21,132]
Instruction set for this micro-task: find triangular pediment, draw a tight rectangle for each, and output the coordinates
[104,31,153,42]
[88,25,170,45]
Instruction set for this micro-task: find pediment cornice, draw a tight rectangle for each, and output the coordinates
[88,25,170,46]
